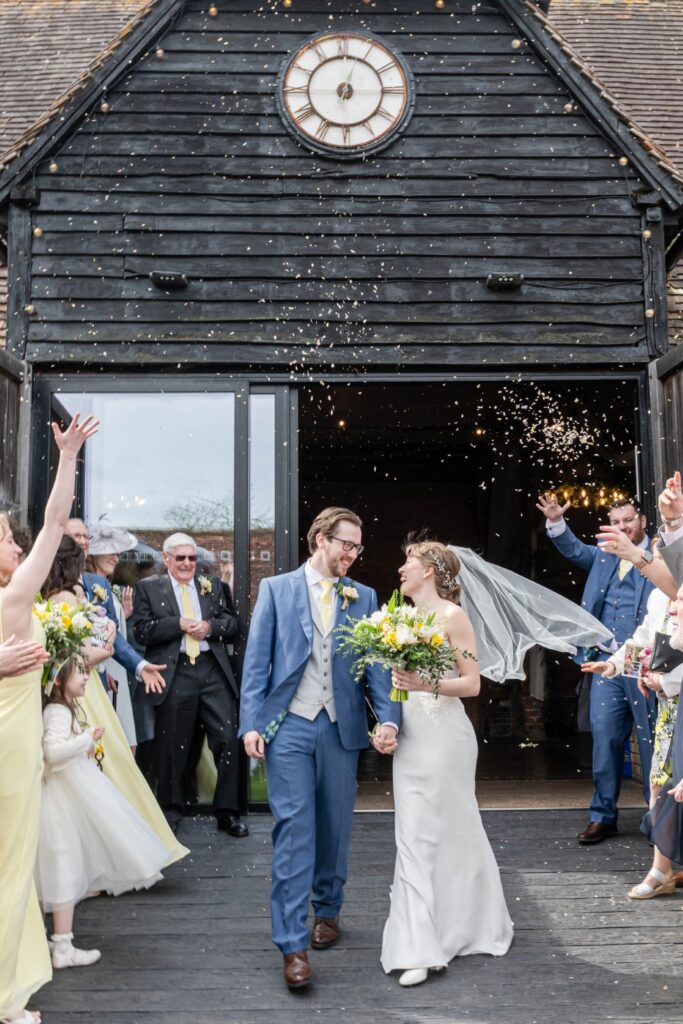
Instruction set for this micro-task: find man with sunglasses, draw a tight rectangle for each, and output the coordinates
[133,532,246,837]
[240,506,400,990]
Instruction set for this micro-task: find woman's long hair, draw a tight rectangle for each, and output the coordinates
[43,535,85,599]
[43,657,86,731]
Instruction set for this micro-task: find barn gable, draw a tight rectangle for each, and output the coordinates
[3,0,683,368]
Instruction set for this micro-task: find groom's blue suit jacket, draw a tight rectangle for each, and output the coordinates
[239,565,400,750]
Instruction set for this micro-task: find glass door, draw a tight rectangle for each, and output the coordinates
[32,377,297,808]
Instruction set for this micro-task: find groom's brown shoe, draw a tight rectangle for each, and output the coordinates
[311,916,340,949]
[283,950,312,989]
[577,821,618,845]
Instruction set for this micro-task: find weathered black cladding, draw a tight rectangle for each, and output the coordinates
[27,0,651,363]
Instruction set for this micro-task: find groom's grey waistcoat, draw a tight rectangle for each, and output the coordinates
[288,592,337,723]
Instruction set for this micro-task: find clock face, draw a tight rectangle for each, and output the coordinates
[277,31,414,158]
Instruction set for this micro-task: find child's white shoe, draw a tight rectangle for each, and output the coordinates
[398,968,428,987]
[51,933,101,969]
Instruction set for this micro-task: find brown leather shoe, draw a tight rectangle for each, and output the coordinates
[673,870,683,888]
[283,950,312,989]
[577,821,618,845]
[311,916,340,949]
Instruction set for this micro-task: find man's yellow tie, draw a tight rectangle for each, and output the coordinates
[319,579,335,632]
[617,558,632,581]
[180,584,201,664]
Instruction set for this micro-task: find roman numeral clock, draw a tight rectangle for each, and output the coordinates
[276,31,415,158]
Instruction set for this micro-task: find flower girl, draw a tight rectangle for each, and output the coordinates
[36,658,170,969]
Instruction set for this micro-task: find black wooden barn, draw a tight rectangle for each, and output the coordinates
[1,0,683,776]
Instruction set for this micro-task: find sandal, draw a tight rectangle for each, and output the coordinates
[1,1011,41,1023]
[628,867,676,900]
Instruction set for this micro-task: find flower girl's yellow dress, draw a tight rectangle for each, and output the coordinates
[0,605,52,1018]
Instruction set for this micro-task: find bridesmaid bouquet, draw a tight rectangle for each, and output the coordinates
[33,598,107,686]
[336,590,460,701]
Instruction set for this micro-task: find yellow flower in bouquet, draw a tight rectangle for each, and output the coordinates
[33,596,102,686]
[336,590,470,701]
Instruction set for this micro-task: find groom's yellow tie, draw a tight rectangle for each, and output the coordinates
[318,579,335,632]
[180,584,200,664]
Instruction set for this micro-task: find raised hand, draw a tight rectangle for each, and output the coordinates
[596,524,640,561]
[50,413,99,459]
[0,635,49,678]
[536,492,570,523]
[659,470,683,524]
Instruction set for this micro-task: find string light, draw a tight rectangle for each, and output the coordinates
[208,4,218,13]
[48,161,58,173]
[435,0,446,7]
[511,38,523,49]
[155,47,165,59]
[545,485,627,510]
[645,308,655,318]
[642,229,652,240]
[618,156,629,167]
[100,101,110,113]
[25,304,35,314]
[32,227,43,238]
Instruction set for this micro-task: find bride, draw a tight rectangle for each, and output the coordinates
[380,539,513,986]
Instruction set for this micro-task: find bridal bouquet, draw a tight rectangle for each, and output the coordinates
[33,598,109,686]
[336,591,459,701]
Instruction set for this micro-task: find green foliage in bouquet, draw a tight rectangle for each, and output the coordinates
[336,590,467,701]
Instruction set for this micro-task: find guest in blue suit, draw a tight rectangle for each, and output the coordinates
[537,494,657,844]
[240,507,400,990]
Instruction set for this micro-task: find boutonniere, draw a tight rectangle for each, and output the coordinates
[92,583,108,604]
[198,575,213,596]
[335,581,359,611]
[111,583,123,602]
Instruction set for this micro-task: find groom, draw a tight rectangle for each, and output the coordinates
[240,507,400,989]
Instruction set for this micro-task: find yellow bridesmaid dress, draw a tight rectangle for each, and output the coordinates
[0,605,52,1019]
[80,670,189,867]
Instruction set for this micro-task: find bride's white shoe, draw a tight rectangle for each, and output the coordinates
[398,966,446,987]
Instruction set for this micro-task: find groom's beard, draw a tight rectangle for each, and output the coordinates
[669,625,683,652]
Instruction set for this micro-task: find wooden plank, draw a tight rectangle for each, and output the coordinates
[32,277,643,305]
[26,321,645,346]
[44,155,628,178]
[62,133,613,160]
[25,340,649,365]
[35,190,639,218]
[33,174,632,198]
[30,298,643,326]
[33,231,640,258]
[31,253,642,282]
[127,52,544,75]
[113,213,635,237]
[77,113,603,139]
[5,203,32,358]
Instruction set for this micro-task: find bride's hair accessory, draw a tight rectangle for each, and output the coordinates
[431,553,459,594]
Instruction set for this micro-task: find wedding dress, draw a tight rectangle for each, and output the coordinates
[381,681,513,972]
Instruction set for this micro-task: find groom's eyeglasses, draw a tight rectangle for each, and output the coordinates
[331,537,364,556]
[172,554,197,563]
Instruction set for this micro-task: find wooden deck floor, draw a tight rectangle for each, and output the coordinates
[39,810,683,1024]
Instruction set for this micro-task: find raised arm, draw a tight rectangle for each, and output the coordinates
[2,415,99,640]
[536,493,596,573]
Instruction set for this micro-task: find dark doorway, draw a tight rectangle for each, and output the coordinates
[297,377,643,787]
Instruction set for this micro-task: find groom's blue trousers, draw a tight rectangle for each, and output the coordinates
[265,710,359,954]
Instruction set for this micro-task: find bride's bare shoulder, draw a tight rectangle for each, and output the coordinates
[50,589,77,604]
[441,602,467,623]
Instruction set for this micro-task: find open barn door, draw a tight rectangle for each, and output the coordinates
[649,347,683,489]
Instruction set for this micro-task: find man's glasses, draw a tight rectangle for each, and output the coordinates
[172,554,197,563]
[331,537,364,556]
